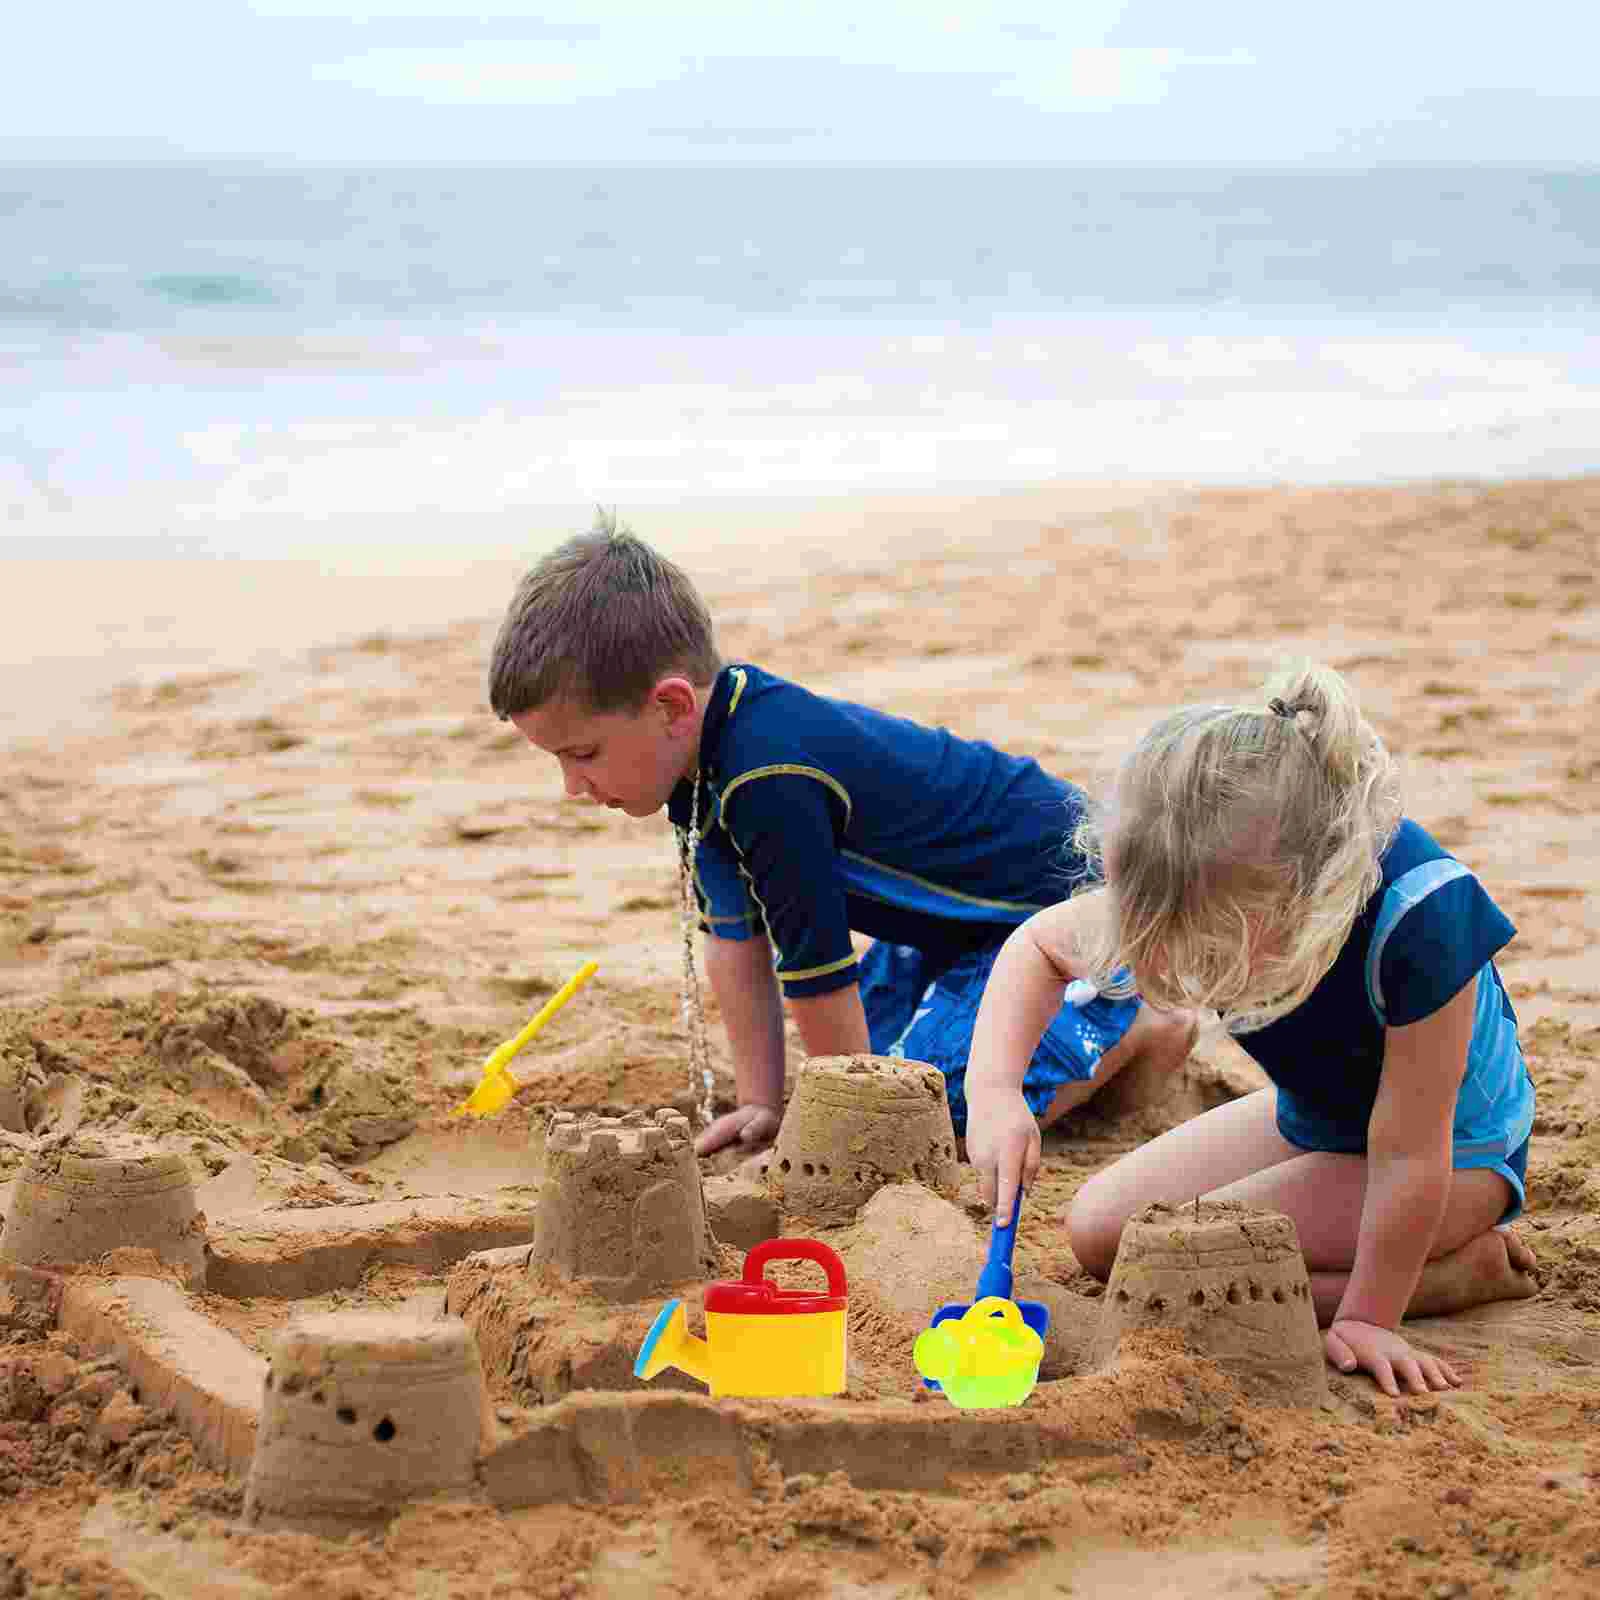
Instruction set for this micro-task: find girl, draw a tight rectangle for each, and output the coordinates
[963,662,1538,1398]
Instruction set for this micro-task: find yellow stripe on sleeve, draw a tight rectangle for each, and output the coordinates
[777,952,859,986]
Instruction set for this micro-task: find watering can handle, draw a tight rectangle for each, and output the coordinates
[744,1238,848,1298]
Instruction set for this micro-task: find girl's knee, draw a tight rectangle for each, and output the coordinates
[1067,1183,1125,1281]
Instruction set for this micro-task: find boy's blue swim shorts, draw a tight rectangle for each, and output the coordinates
[857,937,1141,1134]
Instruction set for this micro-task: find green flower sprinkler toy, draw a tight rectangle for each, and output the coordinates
[913,1295,1045,1409]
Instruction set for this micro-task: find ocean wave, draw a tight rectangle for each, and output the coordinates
[142,273,277,308]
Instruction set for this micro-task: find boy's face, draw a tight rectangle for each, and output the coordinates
[510,679,699,819]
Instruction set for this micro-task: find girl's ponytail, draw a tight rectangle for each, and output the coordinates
[1262,662,1375,794]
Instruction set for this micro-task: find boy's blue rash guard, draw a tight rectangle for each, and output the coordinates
[665,664,1091,998]
[1240,818,1535,1163]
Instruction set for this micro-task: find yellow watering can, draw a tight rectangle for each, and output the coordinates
[912,1296,1044,1409]
[634,1239,848,1398]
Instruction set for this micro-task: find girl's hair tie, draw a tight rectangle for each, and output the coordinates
[1267,697,1301,720]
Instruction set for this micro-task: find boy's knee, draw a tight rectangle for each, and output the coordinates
[1067,1182,1124,1281]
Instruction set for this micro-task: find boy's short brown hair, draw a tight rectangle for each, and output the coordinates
[488,510,721,718]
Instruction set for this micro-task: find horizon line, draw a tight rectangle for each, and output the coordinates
[2,153,1597,175]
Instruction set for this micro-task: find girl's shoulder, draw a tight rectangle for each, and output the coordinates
[1378,817,1460,886]
[1368,819,1514,1028]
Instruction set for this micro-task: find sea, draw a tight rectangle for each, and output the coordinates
[2,162,1597,554]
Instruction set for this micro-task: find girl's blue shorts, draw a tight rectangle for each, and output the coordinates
[1278,1095,1531,1223]
[857,937,1142,1135]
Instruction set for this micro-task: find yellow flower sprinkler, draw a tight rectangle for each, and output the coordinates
[916,1186,1050,1408]
[451,959,598,1118]
[913,1296,1045,1409]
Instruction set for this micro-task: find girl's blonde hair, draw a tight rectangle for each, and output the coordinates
[1075,662,1401,1033]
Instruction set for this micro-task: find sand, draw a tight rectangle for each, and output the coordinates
[2,475,1599,1597]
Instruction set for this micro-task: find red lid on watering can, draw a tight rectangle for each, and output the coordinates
[703,1239,848,1316]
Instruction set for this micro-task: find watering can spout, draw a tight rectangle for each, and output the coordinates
[633,1301,715,1386]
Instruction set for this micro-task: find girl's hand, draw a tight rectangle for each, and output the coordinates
[963,1085,1041,1225]
[693,1103,781,1158]
[1326,1318,1461,1396]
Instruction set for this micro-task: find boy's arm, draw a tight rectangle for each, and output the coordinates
[698,932,787,1155]
[697,938,873,1157]
[713,768,855,1004]
[704,761,886,1147]
[1326,979,1473,1391]
[788,984,871,1058]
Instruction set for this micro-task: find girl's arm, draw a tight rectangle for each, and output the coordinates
[966,895,1096,1086]
[964,892,1104,1216]
[1328,979,1475,1382]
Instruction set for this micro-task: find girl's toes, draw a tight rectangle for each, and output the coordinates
[1497,1226,1538,1274]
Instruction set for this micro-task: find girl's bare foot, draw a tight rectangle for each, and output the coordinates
[1407,1227,1539,1320]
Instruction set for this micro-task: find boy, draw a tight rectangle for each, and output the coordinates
[489,513,1192,1157]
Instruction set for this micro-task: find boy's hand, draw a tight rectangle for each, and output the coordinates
[1326,1318,1461,1396]
[694,1103,781,1158]
[963,1085,1040,1226]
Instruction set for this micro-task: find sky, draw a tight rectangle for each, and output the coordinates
[5,1,1597,167]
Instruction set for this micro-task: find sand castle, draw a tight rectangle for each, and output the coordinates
[450,1063,985,1411]
[245,1310,492,1534]
[0,1136,206,1283]
[1088,1200,1329,1407]
[766,1054,962,1223]
[0,1051,1339,1550]
[532,1107,714,1301]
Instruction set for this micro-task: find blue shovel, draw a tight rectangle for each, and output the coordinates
[922,1186,1051,1391]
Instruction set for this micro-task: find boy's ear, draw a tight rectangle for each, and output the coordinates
[652,675,699,728]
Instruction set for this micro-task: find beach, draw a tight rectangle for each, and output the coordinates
[2,471,1598,1597]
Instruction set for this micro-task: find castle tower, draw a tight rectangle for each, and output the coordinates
[1088,1201,1329,1407]
[531,1108,711,1302]
[245,1310,491,1533]
[767,1055,961,1224]
[0,1137,206,1283]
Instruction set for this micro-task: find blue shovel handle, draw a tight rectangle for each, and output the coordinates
[974,1186,1024,1303]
